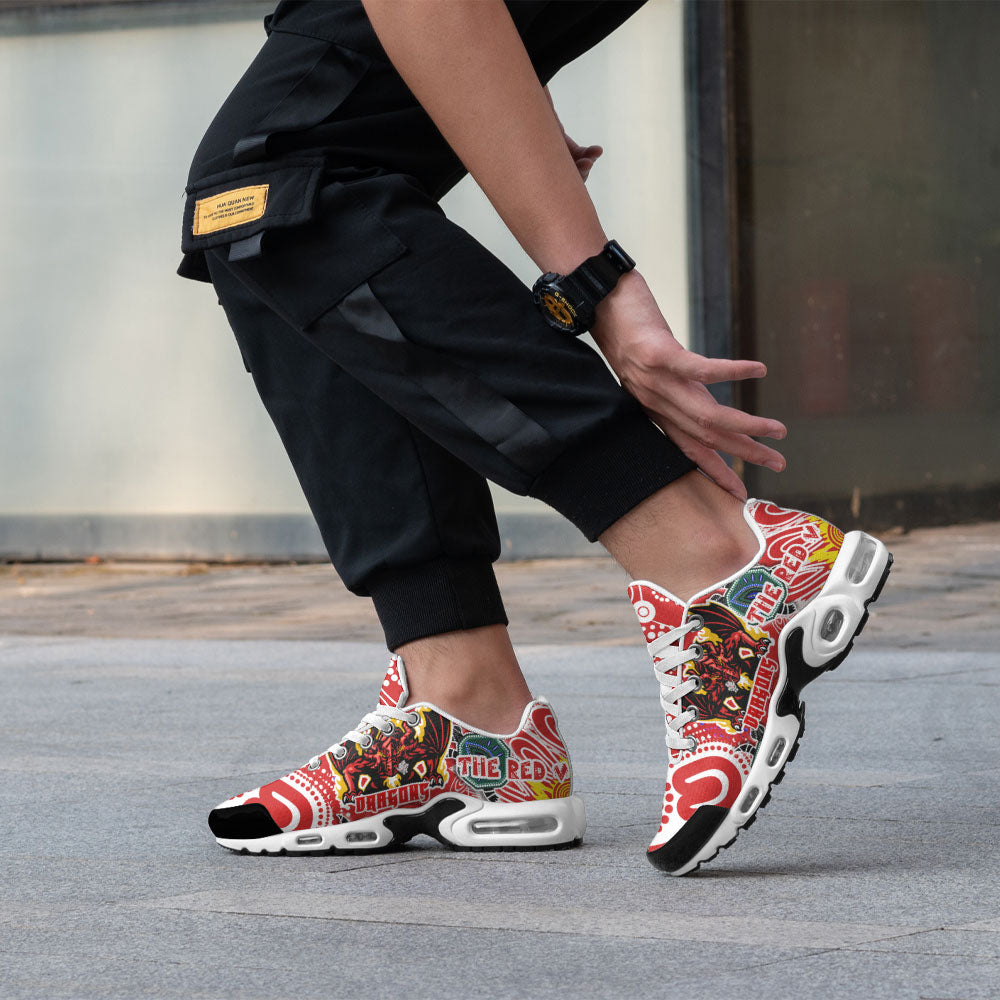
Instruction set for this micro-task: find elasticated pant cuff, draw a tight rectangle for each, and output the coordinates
[366,555,508,650]
[528,406,696,542]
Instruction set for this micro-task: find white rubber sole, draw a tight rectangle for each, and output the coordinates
[665,530,892,875]
[215,793,587,855]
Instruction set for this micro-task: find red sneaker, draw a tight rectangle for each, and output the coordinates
[208,654,585,853]
[629,499,892,875]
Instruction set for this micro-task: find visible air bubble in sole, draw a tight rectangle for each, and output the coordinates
[469,816,559,836]
[847,536,877,583]
[766,737,787,767]
[820,608,845,641]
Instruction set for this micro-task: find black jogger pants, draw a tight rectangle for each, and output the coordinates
[178,0,695,649]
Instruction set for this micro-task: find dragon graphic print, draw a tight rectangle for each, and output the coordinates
[629,500,844,844]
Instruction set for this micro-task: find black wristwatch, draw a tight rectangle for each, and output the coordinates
[532,239,636,334]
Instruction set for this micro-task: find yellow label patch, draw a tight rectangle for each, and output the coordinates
[192,184,269,236]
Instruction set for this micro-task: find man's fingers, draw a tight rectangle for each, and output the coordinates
[639,383,786,458]
[666,428,748,500]
[647,417,748,499]
[642,393,786,471]
[694,398,786,441]
[572,144,602,181]
[692,447,748,500]
[697,426,786,472]
[688,418,787,471]
[718,433,786,472]
[665,349,767,386]
[565,138,602,162]
[656,381,785,440]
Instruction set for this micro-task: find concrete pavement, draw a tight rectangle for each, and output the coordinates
[2,521,999,998]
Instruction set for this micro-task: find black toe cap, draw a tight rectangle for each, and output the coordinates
[208,802,283,840]
[647,804,728,873]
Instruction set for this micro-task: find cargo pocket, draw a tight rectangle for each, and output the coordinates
[182,159,408,331]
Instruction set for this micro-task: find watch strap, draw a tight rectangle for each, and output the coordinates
[573,240,636,299]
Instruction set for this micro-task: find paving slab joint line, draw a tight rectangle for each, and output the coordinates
[138,891,931,950]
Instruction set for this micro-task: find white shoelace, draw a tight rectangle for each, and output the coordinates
[307,705,420,768]
[646,617,704,752]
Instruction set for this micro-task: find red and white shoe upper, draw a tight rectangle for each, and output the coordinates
[214,654,573,834]
[628,499,845,851]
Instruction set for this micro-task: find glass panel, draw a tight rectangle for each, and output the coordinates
[736,0,1000,525]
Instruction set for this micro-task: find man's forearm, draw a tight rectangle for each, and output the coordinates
[361,0,609,274]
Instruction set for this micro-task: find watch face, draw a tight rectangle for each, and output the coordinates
[534,285,579,332]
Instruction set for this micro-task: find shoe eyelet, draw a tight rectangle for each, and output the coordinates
[333,748,347,760]
[380,723,394,736]
[687,614,704,632]
[686,737,699,751]
[407,712,420,725]
[688,643,703,661]
[307,758,320,771]
[360,735,374,749]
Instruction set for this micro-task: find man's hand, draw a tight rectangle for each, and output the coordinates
[564,134,602,181]
[544,85,602,182]
[591,272,787,499]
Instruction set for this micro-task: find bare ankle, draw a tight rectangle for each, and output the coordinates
[395,624,532,734]
[599,471,759,601]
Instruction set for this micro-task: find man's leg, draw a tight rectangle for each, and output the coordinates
[598,470,759,598]
[205,246,592,854]
[208,255,538,732]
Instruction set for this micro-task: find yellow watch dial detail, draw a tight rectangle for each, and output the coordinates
[541,291,577,328]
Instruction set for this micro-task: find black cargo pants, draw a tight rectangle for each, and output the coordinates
[178,0,694,649]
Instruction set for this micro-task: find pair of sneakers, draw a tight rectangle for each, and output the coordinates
[209,499,891,874]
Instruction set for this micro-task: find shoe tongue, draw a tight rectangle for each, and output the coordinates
[378,653,410,708]
[628,580,686,644]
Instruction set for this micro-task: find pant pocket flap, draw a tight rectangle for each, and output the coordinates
[182,157,325,254]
